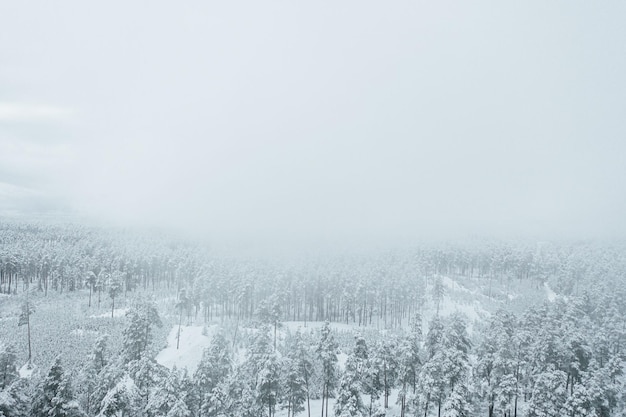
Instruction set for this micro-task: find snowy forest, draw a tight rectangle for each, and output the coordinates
[0,221,625,417]
[2,1,626,416]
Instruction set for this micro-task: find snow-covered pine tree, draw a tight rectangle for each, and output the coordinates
[0,344,18,390]
[257,294,283,351]
[194,329,232,396]
[90,364,125,417]
[0,376,28,417]
[167,398,191,417]
[31,357,85,417]
[431,275,445,315]
[0,344,27,417]
[92,334,109,372]
[442,383,471,417]
[395,314,423,417]
[418,316,446,417]
[526,368,567,417]
[127,355,167,409]
[76,335,112,415]
[334,355,366,417]
[96,374,141,417]
[407,313,423,394]
[121,299,162,364]
[292,330,315,417]
[476,310,517,417]
[256,350,281,417]
[180,369,200,417]
[396,338,414,416]
[17,298,34,363]
[176,289,191,350]
[145,366,182,417]
[316,321,338,417]
[108,271,123,318]
[369,338,399,413]
[281,342,307,417]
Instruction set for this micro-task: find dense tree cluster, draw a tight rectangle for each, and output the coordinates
[2,222,626,331]
[4,293,625,417]
[1,221,626,416]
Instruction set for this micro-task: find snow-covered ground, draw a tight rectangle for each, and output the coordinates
[283,320,367,333]
[424,275,490,334]
[89,308,128,319]
[18,362,36,378]
[70,328,99,337]
[544,282,557,302]
[274,389,403,417]
[155,325,216,373]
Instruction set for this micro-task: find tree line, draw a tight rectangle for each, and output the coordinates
[2,287,626,416]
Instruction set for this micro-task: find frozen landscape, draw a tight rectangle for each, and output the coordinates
[1,1,626,416]
[1,224,625,416]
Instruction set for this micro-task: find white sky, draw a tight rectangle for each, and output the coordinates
[1,1,625,246]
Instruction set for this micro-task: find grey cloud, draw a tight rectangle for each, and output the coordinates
[1,0,625,247]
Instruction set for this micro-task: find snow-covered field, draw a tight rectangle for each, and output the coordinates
[156,325,216,373]
[89,308,129,319]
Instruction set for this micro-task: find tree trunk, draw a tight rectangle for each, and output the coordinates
[27,316,32,362]
[177,307,183,349]
[384,360,388,408]
[305,368,311,417]
[325,384,329,417]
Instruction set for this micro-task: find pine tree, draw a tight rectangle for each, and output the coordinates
[86,271,97,308]
[527,369,567,417]
[476,311,517,416]
[316,321,338,417]
[407,313,423,394]
[257,294,283,350]
[31,357,85,417]
[418,316,446,417]
[0,377,28,417]
[292,330,315,417]
[76,335,111,415]
[121,299,162,364]
[562,382,599,417]
[431,275,445,314]
[88,364,125,417]
[194,329,232,395]
[91,334,109,372]
[108,271,123,318]
[167,398,191,417]
[176,290,190,350]
[396,338,413,416]
[257,351,281,417]
[180,369,200,417]
[442,384,470,417]
[17,299,34,363]
[96,375,141,417]
[0,344,18,390]
[394,314,422,417]
[334,356,365,417]
[364,338,395,415]
[146,366,182,417]
[0,344,27,417]
[127,356,167,410]
[282,342,308,417]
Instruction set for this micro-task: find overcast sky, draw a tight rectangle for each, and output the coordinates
[1,1,625,246]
